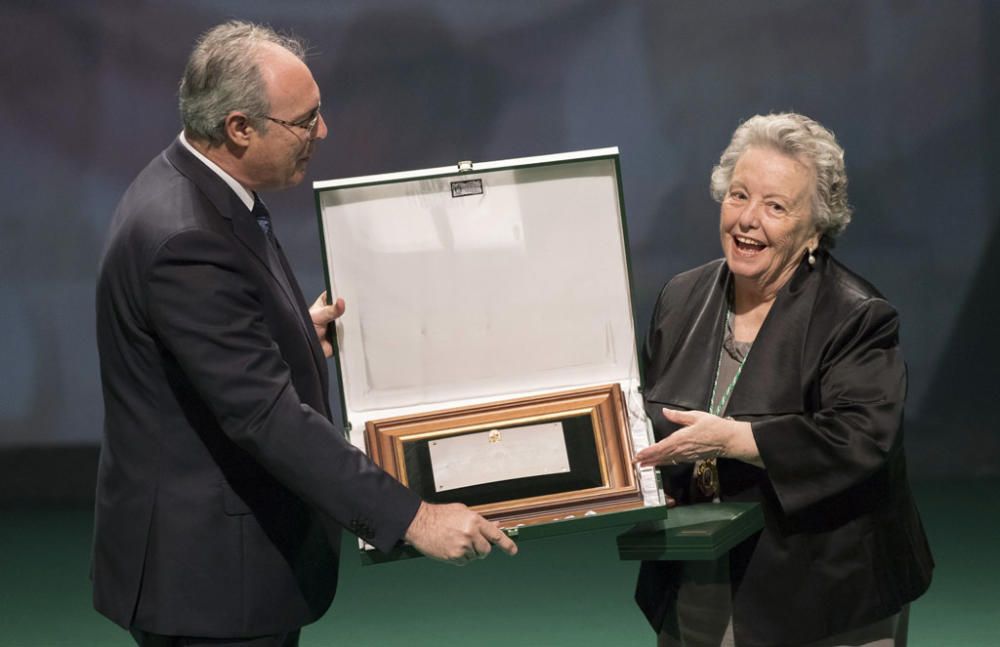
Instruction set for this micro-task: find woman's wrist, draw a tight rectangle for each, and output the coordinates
[722,419,761,466]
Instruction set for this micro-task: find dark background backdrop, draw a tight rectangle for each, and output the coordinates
[1,0,997,499]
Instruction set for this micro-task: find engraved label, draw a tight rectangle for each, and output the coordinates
[430,421,569,491]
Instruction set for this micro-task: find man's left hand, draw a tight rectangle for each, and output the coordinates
[310,291,346,357]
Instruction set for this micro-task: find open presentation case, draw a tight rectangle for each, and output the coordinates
[313,148,671,562]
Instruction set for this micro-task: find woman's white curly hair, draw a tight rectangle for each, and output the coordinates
[710,113,852,245]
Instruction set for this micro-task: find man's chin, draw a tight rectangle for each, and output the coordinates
[290,162,311,185]
[279,170,308,190]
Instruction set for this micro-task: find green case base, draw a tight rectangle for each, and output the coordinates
[359,503,670,566]
[615,502,763,561]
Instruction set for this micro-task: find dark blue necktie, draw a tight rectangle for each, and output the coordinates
[252,194,276,246]
[251,192,295,294]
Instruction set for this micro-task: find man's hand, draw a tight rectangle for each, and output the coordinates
[404,502,518,565]
[309,291,346,357]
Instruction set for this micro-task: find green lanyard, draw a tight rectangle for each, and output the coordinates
[708,308,750,417]
[697,308,750,500]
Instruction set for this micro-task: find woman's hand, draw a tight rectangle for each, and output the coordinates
[633,408,762,468]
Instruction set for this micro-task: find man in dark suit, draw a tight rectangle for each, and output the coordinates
[93,21,515,647]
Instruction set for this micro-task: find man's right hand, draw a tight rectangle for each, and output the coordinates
[403,502,518,565]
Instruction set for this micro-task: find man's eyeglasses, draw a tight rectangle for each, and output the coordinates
[257,103,321,134]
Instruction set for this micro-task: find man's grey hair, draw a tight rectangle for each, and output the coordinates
[710,112,853,244]
[179,21,307,146]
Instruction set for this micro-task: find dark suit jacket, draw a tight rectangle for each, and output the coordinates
[635,252,933,647]
[93,138,421,637]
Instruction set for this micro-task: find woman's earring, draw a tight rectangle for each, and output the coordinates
[807,248,816,267]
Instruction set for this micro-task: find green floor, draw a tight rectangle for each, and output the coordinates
[0,480,994,646]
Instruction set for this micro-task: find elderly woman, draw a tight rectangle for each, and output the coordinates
[633,113,933,647]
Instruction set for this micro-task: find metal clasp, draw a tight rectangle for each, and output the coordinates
[457,160,474,173]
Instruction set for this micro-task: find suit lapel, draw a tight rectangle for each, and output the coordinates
[273,241,330,402]
[166,140,294,306]
[164,139,328,395]
[229,201,330,396]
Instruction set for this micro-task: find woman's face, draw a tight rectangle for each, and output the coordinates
[719,146,820,296]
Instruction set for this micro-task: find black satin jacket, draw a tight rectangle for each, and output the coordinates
[635,252,933,647]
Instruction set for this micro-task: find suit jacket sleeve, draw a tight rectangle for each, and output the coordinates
[752,297,906,516]
[144,226,420,553]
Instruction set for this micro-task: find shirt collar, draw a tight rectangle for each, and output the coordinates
[179,131,255,212]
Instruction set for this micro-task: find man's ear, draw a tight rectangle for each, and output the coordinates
[223,111,254,149]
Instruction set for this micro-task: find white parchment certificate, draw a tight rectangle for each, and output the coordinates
[428,421,571,492]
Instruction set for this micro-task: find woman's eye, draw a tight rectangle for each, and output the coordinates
[768,202,786,214]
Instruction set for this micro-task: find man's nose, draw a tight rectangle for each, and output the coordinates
[312,113,329,141]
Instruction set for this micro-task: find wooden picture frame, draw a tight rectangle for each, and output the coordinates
[364,383,643,529]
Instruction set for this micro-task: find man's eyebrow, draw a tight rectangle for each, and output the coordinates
[294,102,321,122]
